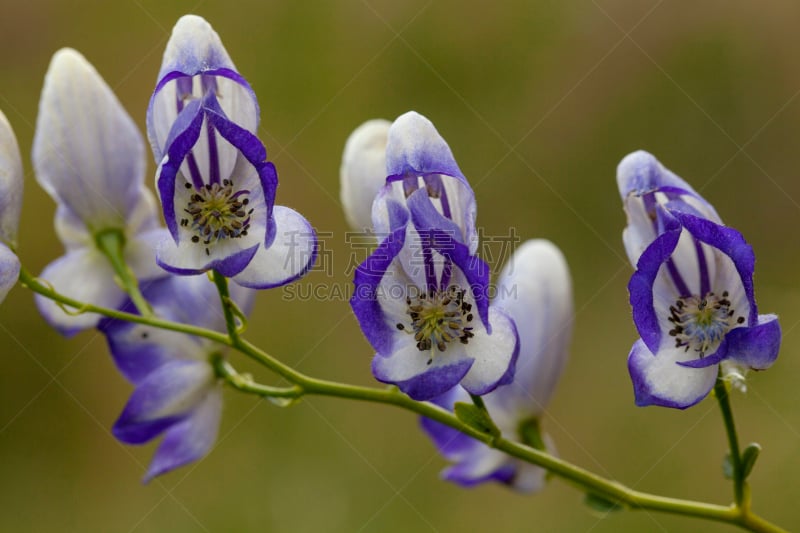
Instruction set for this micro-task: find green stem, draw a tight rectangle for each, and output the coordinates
[469,392,487,411]
[253,362,784,531]
[19,267,229,344]
[95,230,153,316]
[213,355,302,398]
[23,268,787,533]
[219,327,784,530]
[715,376,746,507]
[212,271,239,341]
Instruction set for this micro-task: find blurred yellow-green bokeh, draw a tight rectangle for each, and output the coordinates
[1,1,799,531]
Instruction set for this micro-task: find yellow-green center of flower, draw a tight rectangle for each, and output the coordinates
[180,179,253,255]
[668,291,745,356]
[396,286,475,364]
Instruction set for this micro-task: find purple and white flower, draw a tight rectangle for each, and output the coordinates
[32,48,167,335]
[148,15,316,288]
[99,274,254,482]
[0,109,23,304]
[619,151,781,409]
[350,111,518,401]
[422,240,573,491]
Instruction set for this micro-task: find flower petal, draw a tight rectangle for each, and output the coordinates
[460,307,519,396]
[621,193,656,267]
[100,317,200,384]
[100,278,217,382]
[627,339,717,409]
[126,187,162,235]
[424,227,491,330]
[617,150,697,200]
[33,48,144,232]
[350,209,409,354]
[406,187,464,242]
[147,15,258,160]
[203,98,278,224]
[0,243,20,304]
[155,233,260,277]
[371,342,474,401]
[112,359,214,444]
[126,227,172,282]
[156,99,204,239]
[617,151,721,264]
[385,111,467,186]
[0,109,23,245]
[371,192,429,289]
[53,205,92,251]
[419,388,481,459]
[676,212,756,324]
[157,15,237,85]
[511,460,549,494]
[340,119,390,231]
[492,239,572,414]
[723,313,781,370]
[35,248,128,336]
[148,274,248,330]
[384,112,477,249]
[143,386,222,482]
[441,447,510,487]
[629,218,682,354]
[231,206,317,289]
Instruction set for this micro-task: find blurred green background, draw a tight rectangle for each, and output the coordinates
[1,1,799,531]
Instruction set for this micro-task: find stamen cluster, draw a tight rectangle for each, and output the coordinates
[180,179,253,255]
[396,285,475,362]
[668,291,744,356]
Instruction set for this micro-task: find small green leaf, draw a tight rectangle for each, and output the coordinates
[518,418,546,451]
[741,443,761,479]
[454,402,500,437]
[722,452,734,479]
[584,493,622,514]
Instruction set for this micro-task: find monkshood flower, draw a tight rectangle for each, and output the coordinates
[148,15,316,288]
[0,110,23,304]
[340,119,391,231]
[99,274,254,481]
[350,111,518,401]
[32,48,167,335]
[619,151,781,409]
[422,240,572,491]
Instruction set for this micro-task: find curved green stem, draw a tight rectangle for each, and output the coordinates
[211,271,239,340]
[95,230,153,317]
[209,281,784,532]
[213,356,302,398]
[235,352,783,531]
[19,267,229,344]
[715,376,747,507]
[239,355,785,531]
[469,392,487,411]
[21,267,787,533]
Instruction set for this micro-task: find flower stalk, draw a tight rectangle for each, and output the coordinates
[19,264,787,532]
[95,230,153,317]
[715,375,747,508]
